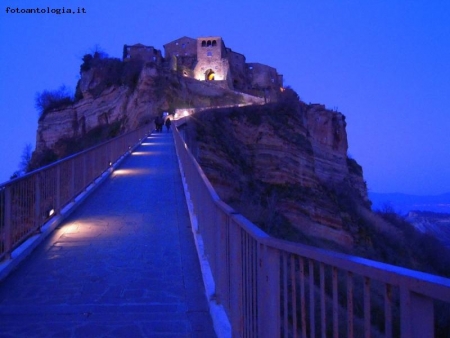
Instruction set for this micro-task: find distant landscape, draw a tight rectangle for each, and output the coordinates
[370,192,450,247]
[369,192,450,214]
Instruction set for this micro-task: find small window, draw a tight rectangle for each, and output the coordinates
[201,41,206,47]
[212,40,217,47]
[182,43,186,49]
[207,40,212,47]
[207,51,212,57]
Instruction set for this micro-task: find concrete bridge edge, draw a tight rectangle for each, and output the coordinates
[175,151,232,338]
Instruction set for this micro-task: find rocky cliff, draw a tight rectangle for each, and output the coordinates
[179,93,450,277]
[32,54,263,166]
[181,90,370,250]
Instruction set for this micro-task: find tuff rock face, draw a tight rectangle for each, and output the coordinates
[181,96,369,249]
[34,60,261,160]
[36,63,161,157]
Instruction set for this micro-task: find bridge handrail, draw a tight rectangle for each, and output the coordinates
[0,125,151,261]
[173,118,450,338]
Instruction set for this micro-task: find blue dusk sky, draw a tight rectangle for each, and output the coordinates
[0,0,449,195]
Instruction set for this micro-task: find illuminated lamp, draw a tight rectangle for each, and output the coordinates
[48,208,55,217]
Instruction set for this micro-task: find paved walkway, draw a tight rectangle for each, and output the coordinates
[0,132,216,337]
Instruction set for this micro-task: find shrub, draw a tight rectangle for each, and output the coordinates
[36,85,73,120]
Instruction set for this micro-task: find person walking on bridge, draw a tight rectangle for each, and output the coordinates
[165,117,172,132]
[154,115,163,132]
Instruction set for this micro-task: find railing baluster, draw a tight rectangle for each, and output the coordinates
[320,262,326,338]
[364,277,371,338]
[34,173,41,231]
[299,257,306,338]
[309,260,315,338]
[332,267,338,338]
[283,253,288,338]
[291,255,298,338]
[4,186,12,260]
[384,284,392,338]
[347,272,354,338]
[257,244,280,338]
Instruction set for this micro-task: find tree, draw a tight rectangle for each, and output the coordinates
[10,143,33,179]
[20,143,33,173]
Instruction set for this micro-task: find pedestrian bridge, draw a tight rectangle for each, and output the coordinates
[0,122,449,337]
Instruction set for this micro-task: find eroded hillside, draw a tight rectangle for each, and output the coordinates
[31,53,262,169]
[180,90,450,277]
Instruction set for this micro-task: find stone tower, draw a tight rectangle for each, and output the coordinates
[193,37,230,85]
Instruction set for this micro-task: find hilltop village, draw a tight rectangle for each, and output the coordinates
[34,36,284,160]
[123,36,284,103]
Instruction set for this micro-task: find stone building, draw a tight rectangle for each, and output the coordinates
[123,36,284,101]
[122,43,162,64]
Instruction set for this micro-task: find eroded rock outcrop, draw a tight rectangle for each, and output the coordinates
[181,94,369,249]
[34,57,261,162]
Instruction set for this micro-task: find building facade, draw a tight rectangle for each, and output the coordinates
[123,36,284,101]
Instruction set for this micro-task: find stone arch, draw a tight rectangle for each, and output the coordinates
[205,69,215,81]
[207,40,212,47]
[201,40,206,47]
[212,40,217,47]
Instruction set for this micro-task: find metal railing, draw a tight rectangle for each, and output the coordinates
[173,120,450,338]
[0,125,151,261]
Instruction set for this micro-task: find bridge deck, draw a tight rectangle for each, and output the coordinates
[0,132,216,337]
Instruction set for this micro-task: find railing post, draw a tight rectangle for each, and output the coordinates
[55,166,61,215]
[83,152,87,189]
[400,288,434,338]
[35,174,41,230]
[229,217,243,336]
[70,159,75,200]
[4,186,12,260]
[214,206,228,302]
[258,244,280,338]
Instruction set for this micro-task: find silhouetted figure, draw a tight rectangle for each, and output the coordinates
[154,115,163,132]
[165,118,172,132]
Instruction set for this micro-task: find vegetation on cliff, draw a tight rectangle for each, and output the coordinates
[77,52,145,98]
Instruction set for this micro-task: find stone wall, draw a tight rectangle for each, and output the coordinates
[123,44,162,64]
[163,36,197,59]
